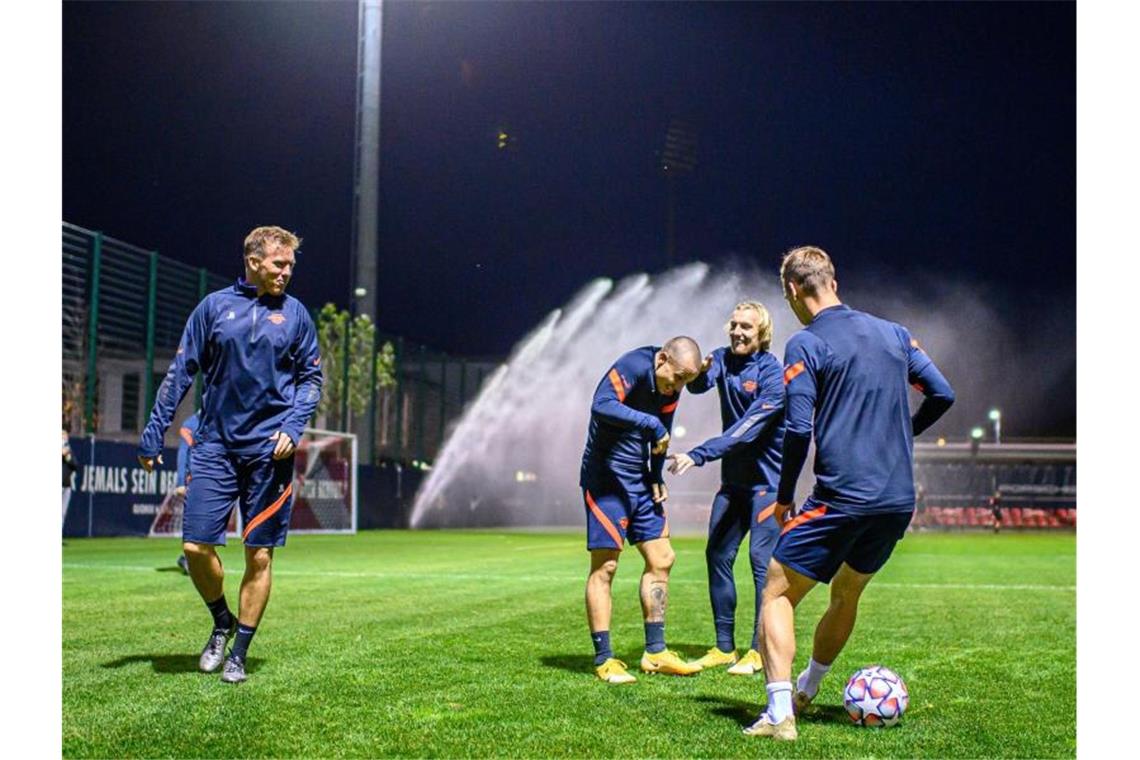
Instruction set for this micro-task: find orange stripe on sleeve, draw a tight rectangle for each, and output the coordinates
[659,399,678,414]
[179,427,194,447]
[607,369,626,402]
[585,490,624,549]
[242,483,293,540]
[780,504,828,535]
[783,361,805,386]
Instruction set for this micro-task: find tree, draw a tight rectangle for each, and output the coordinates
[314,303,397,431]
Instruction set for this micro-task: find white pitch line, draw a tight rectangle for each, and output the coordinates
[61,563,1075,591]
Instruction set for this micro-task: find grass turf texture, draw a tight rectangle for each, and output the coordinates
[63,530,1074,758]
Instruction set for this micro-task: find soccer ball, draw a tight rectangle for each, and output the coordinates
[843,665,909,727]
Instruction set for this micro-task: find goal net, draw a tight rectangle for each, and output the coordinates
[148,428,357,537]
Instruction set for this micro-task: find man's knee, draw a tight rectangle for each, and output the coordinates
[182,541,216,559]
[649,545,675,574]
[830,565,873,605]
[245,546,273,574]
[589,551,620,582]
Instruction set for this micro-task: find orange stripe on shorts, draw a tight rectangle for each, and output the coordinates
[243,482,293,540]
[756,502,777,524]
[780,504,828,535]
[585,490,624,549]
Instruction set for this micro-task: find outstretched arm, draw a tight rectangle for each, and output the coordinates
[138,302,209,469]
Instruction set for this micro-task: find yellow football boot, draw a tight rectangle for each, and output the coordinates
[639,649,703,676]
[692,647,737,669]
[742,713,798,741]
[726,648,765,675]
[595,658,637,684]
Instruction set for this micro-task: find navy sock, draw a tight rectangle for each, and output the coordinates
[591,631,613,666]
[230,623,257,661]
[644,622,666,654]
[715,621,735,653]
[205,595,234,633]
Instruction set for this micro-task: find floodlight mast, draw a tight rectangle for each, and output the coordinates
[350,0,382,323]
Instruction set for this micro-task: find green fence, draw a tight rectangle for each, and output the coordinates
[62,222,494,464]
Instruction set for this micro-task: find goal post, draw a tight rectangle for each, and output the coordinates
[290,428,358,535]
[147,427,357,538]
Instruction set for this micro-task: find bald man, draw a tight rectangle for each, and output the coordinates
[580,338,704,684]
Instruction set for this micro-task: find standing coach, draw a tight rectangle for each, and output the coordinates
[138,226,322,684]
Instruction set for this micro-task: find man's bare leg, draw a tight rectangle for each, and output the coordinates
[586,549,621,635]
[636,538,675,628]
[221,546,274,682]
[183,541,235,673]
[586,548,634,681]
[751,560,817,728]
[238,546,274,628]
[183,540,225,602]
[795,563,876,702]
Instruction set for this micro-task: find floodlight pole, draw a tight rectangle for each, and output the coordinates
[350,0,382,323]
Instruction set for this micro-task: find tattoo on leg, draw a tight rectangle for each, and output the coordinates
[650,582,668,622]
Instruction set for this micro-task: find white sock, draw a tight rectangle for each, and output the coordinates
[797,658,831,697]
[766,681,793,722]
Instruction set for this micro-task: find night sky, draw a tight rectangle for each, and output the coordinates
[62,1,1075,434]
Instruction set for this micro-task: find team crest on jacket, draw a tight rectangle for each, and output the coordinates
[268,313,287,325]
[742,380,757,393]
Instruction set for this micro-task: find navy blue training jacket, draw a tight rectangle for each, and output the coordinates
[139,279,323,458]
[778,305,954,512]
[684,347,784,489]
[580,346,680,485]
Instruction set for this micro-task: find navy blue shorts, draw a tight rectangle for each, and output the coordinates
[582,471,668,551]
[183,442,296,547]
[773,496,912,583]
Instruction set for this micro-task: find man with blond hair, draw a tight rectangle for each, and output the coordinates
[582,337,705,684]
[745,246,954,740]
[138,226,322,684]
[667,301,784,676]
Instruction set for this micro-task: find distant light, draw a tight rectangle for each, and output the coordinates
[936,437,946,447]
[988,408,1002,421]
[673,425,687,439]
[354,287,367,298]
[515,470,537,483]
[970,427,985,440]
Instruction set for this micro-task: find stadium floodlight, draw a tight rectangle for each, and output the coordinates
[988,408,1002,444]
[673,425,687,439]
[354,286,367,298]
[970,426,984,456]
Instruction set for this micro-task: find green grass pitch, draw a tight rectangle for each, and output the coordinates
[63,530,1075,758]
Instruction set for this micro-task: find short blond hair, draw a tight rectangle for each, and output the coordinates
[780,245,835,298]
[724,301,773,352]
[244,226,302,259]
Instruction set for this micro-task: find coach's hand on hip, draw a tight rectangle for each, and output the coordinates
[137,454,163,472]
[651,481,669,504]
[270,431,296,460]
